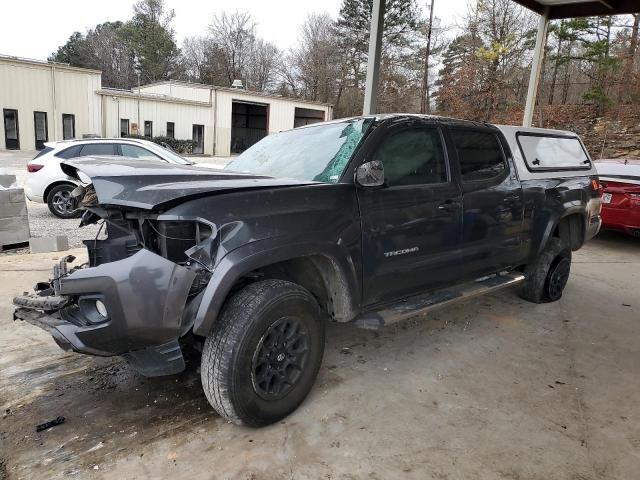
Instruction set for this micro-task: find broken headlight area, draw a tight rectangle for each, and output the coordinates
[81,206,216,273]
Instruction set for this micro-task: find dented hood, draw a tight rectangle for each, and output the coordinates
[61,158,317,210]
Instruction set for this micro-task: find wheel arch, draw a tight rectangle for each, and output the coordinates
[536,207,587,256]
[192,241,361,337]
[43,180,79,202]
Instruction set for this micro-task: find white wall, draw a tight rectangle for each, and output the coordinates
[102,94,214,155]
[214,89,331,156]
[0,58,102,150]
[137,83,211,103]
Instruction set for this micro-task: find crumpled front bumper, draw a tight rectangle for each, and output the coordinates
[13,249,196,376]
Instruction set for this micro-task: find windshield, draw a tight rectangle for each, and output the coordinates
[225,118,373,183]
[146,142,192,165]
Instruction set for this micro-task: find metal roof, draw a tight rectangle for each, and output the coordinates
[513,0,640,19]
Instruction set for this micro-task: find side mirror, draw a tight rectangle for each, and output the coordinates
[356,160,385,187]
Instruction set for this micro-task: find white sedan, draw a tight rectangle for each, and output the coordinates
[25,138,195,218]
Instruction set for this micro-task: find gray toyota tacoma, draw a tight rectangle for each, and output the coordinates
[13,115,602,427]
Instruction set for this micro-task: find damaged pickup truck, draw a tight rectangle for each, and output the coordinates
[14,115,602,427]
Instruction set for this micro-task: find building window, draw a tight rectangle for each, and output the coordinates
[166,122,175,139]
[144,121,153,138]
[62,114,75,140]
[33,111,48,150]
[120,119,129,137]
[3,109,20,150]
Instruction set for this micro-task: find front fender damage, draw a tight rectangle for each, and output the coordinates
[12,205,216,376]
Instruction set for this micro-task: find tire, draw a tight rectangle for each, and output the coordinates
[519,238,572,303]
[201,279,325,427]
[47,184,81,219]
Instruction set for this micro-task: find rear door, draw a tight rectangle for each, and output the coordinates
[447,128,525,279]
[357,120,462,306]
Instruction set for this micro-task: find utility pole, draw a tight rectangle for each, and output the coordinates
[420,0,435,114]
[137,72,141,135]
[363,0,386,115]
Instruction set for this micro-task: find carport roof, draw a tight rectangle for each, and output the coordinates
[512,0,640,19]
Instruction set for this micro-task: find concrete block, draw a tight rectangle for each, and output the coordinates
[29,236,69,254]
[0,175,17,188]
[0,217,30,246]
[0,188,30,247]
[0,189,28,219]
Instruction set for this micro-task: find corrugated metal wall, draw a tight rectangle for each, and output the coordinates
[138,83,211,103]
[0,59,332,156]
[102,95,214,154]
[0,58,101,150]
[214,90,331,156]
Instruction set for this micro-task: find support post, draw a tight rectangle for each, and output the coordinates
[523,7,549,127]
[363,0,385,115]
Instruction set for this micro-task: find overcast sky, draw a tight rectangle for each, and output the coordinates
[1,0,470,61]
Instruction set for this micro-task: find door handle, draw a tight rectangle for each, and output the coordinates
[437,200,459,211]
[504,194,520,203]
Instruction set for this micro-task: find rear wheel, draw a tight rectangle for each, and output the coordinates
[201,279,325,427]
[47,184,81,219]
[519,238,572,303]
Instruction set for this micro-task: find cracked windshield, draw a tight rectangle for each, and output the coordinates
[225,118,373,183]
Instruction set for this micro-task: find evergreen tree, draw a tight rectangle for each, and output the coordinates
[121,0,182,83]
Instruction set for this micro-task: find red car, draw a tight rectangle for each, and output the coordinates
[595,159,640,237]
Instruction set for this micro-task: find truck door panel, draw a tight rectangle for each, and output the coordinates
[357,123,462,306]
[448,129,525,279]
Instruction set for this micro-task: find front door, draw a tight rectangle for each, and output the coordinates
[34,111,48,150]
[3,109,19,150]
[448,128,525,280]
[357,122,462,307]
[193,124,204,154]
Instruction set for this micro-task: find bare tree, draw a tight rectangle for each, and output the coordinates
[289,13,341,103]
[208,12,257,85]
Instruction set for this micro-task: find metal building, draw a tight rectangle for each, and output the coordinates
[0,55,332,156]
[104,80,333,156]
[0,55,102,151]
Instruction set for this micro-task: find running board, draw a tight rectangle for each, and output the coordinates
[353,272,525,330]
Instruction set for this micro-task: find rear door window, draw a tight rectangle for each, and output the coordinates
[450,130,506,182]
[79,143,117,157]
[517,134,590,170]
[55,145,83,159]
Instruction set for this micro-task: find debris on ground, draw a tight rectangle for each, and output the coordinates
[35,416,65,432]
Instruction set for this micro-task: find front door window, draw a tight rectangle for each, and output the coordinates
[193,124,204,154]
[62,114,75,140]
[3,109,19,150]
[120,119,129,137]
[34,111,48,150]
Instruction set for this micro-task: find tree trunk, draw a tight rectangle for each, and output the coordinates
[420,0,436,114]
[548,22,564,105]
[618,14,640,104]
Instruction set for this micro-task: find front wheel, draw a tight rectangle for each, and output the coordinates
[519,238,572,303]
[47,184,81,219]
[201,279,325,427]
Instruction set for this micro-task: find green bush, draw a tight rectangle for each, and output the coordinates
[123,134,197,154]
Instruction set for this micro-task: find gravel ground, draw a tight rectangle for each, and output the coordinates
[0,149,230,253]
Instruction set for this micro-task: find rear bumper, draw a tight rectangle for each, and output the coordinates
[13,249,197,375]
[23,180,44,203]
[601,206,640,235]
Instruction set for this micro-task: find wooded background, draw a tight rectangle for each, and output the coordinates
[49,0,640,158]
